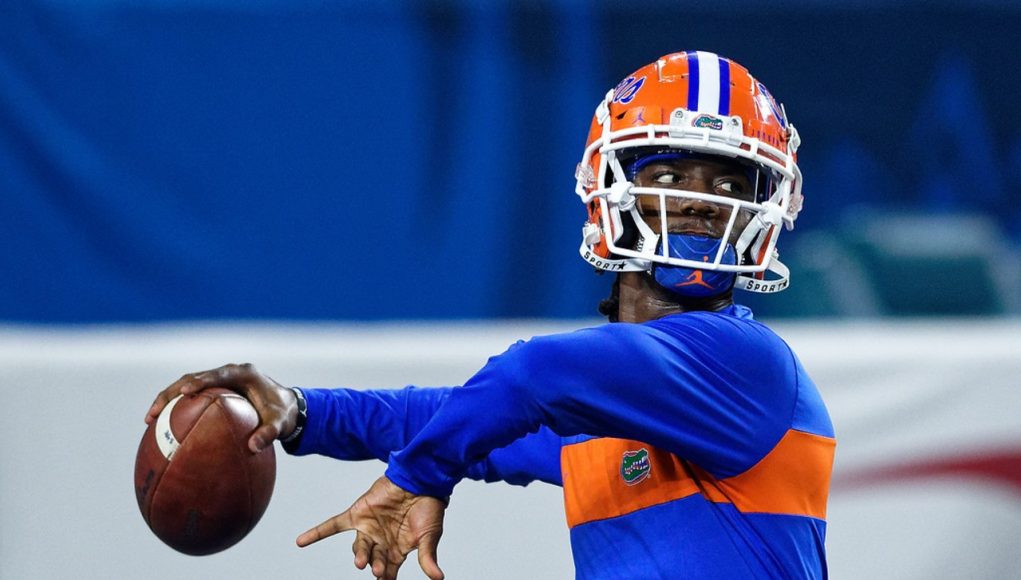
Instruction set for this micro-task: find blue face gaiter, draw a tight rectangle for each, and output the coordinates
[653,234,737,298]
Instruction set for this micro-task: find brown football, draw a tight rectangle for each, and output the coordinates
[134,387,276,556]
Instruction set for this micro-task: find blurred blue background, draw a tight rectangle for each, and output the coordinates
[3,0,1020,322]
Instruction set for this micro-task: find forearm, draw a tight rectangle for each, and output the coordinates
[386,338,575,496]
[464,427,563,487]
[288,385,454,461]
[386,374,541,496]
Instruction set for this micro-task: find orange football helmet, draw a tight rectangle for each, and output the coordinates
[576,51,802,293]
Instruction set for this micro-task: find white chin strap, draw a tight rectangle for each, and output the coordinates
[735,256,790,293]
[730,199,790,293]
[578,240,650,272]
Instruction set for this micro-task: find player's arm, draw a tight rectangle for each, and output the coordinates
[292,385,562,486]
[464,427,562,486]
[384,317,799,498]
[145,363,562,486]
[142,365,444,457]
[289,386,452,461]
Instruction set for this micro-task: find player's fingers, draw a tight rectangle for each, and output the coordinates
[352,532,372,569]
[145,389,174,424]
[295,510,355,548]
[417,532,445,580]
[202,365,291,450]
[144,378,189,423]
[244,393,290,452]
[144,368,221,423]
[178,366,235,393]
[182,363,260,395]
[370,543,387,578]
[177,372,208,394]
[385,547,409,580]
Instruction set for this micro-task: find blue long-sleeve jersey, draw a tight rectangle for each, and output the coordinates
[289,304,835,579]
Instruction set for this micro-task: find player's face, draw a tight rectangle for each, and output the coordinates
[632,157,754,243]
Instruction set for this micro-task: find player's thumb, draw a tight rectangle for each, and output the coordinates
[418,534,444,580]
[249,423,279,453]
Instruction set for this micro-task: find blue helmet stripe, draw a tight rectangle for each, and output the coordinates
[718,58,731,115]
[686,52,700,111]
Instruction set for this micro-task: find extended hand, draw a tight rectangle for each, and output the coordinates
[144,363,298,453]
[297,476,446,580]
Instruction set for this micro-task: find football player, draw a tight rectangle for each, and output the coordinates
[147,51,834,580]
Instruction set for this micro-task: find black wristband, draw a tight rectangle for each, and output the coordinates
[280,387,307,451]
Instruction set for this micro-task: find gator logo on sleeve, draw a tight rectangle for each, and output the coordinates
[621,448,651,485]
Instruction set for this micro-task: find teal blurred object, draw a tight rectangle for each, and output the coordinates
[842,214,1015,316]
[747,214,1020,318]
[740,232,878,319]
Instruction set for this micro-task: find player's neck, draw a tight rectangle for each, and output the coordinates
[617,272,733,323]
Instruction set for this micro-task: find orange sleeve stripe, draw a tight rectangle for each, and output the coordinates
[560,430,834,528]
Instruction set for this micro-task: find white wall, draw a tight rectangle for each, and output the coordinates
[1,319,1020,579]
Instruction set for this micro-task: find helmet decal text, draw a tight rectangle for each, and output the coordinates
[611,76,646,105]
[755,82,787,128]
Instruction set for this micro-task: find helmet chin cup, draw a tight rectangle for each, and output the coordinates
[653,234,737,298]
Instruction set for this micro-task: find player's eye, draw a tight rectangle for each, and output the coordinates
[716,179,746,197]
[652,172,681,185]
